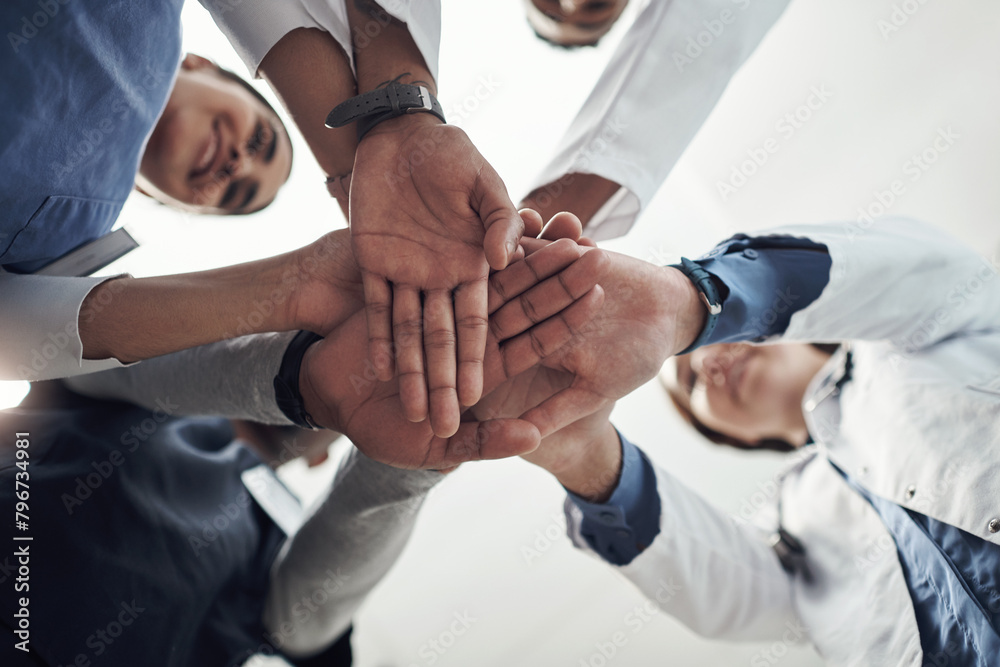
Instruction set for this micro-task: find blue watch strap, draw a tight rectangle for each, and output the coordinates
[670,257,723,355]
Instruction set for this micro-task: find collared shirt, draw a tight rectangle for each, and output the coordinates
[0,0,184,273]
[569,232,1000,660]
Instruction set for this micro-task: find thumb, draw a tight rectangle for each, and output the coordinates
[474,163,524,271]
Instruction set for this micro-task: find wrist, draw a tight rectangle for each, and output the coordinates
[553,422,623,503]
[296,338,333,430]
[521,173,621,228]
[661,265,708,356]
[359,108,444,141]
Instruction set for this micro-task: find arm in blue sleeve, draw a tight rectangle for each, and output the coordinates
[688,234,832,346]
[567,431,661,566]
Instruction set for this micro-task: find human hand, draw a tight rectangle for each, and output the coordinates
[349,114,528,438]
[283,229,365,336]
[299,238,606,469]
[519,250,707,437]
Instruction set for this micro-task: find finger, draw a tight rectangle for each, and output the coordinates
[424,289,460,438]
[488,238,582,314]
[363,273,394,381]
[518,208,544,238]
[393,286,427,422]
[476,164,524,271]
[494,285,604,385]
[579,235,598,248]
[518,237,551,258]
[454,279,488,407]
[490,247,609,341]
[437,419,540,467]
[539,211,583,242]
[521,387,609,438]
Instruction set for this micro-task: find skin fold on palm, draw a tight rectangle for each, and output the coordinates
[349,116,528,440]
[299,239,607,470]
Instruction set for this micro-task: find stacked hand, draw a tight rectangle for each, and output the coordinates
[299,236,607,469]
[349,115,529,439]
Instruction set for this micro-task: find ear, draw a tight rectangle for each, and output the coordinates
[181,53,216,72]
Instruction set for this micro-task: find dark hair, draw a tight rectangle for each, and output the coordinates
[666,343,841,454]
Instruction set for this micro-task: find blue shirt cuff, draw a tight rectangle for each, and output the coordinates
[567,431,661,566]
[685,234,832,347]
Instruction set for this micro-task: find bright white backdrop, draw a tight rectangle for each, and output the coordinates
[4,0,1000,664]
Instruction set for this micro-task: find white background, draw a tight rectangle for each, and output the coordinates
[4,0,1000,664]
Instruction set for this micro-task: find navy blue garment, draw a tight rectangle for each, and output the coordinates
[0,384,286,667]
[567,431,660,566]
[837,465,1000,666]
[0,0,183,272]
[691,233,832,346]
[571,239,833,560]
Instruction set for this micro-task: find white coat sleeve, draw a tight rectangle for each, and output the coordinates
[566,460,799,641]
[198,0,441,82]
[758,217,1000,351]
[528,0,792,240]
[0,271,127,381]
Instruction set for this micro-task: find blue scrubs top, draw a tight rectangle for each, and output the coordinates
[0,0,184,273]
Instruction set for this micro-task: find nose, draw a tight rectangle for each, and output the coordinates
[222,145,250,179]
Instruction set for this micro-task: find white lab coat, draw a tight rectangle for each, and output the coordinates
[566,218,1000,665]
[528,0,792,240]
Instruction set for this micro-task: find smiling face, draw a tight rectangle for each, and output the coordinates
[664,342,832,448]
[524,0,630,47]
[138,54,292,215]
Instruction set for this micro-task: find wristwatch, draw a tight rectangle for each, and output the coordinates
[670,257,723,355]
[274,330,324,430]
[326,81,446,140]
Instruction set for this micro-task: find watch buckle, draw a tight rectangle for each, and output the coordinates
[407,85,433,113]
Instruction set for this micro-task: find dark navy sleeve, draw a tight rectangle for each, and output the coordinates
[690,234,832,345]
[567,431,661,566]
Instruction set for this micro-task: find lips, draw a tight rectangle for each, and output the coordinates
[190,120,223,182]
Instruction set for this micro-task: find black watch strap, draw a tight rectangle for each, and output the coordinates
[274,330,324,430]
[325,81,446,140]
[670,257,724,355]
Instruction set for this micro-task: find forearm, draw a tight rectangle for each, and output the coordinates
[264,447,442,656]
[521,173,622,230]
[78,251,305,363]
[64,331,297,425]
[258,28,358,184]
[346,0,436,95]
